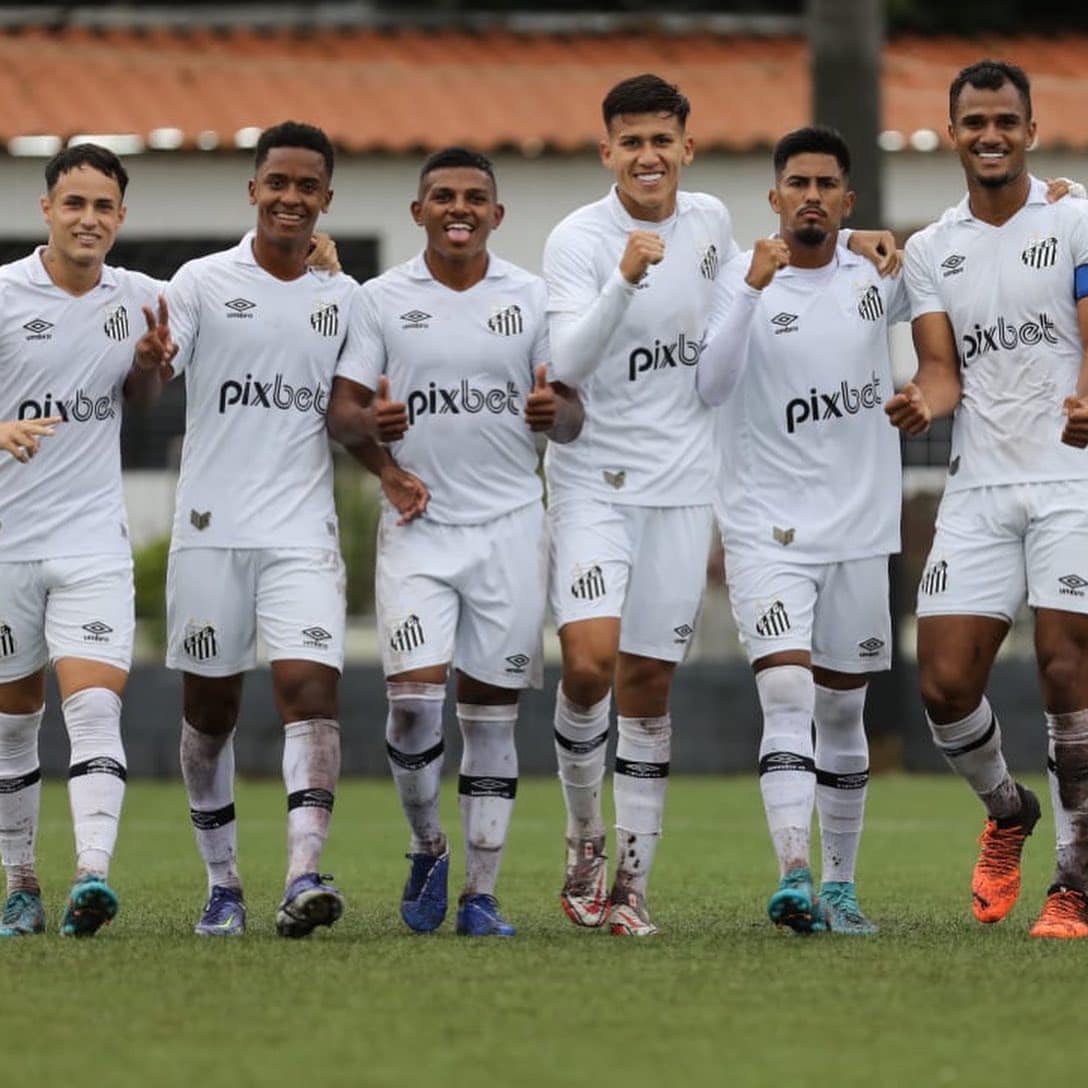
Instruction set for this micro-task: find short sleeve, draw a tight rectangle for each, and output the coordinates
[335,282,386,390]
[903,232,946,320]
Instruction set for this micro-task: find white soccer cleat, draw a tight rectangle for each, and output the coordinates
[560,834,609,928]
[607,883,658,937]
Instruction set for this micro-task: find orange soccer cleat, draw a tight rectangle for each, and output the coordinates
[971,785,1041,923]
[1030,885,1088,939]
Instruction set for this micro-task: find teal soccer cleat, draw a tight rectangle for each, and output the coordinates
[767,867,822,934]
[0,890,45,937]
[817,881,879,935]
[60,875,118,937]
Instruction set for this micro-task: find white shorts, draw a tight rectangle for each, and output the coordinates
[917,481,1088,621]
[548,499,714,663]
[0,555,134,682]
[375,502,546,689]
[166,547,346,675]
[727,553,892,673]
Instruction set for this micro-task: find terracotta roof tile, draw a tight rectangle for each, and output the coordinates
[1,27,1086,152]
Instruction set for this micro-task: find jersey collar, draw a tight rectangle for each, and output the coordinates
[606,185,684,231]
[405,251,508,282]
[952,174,1048,221]
[26,246,119,290]
[772,242,858,279]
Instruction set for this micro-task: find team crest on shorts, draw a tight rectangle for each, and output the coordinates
[0,622,15,658]
[755,600,790,637]
[183,622,219,661]
[571,563,606,602]
[920,560,948,596]
[389,614,425,653]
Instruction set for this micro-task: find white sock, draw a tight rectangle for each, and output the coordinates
[0,707,43,895]
[927,698,1020,818]
[458,703,518,897]
[814,684,869,884]
[63,688,126,879]
[756,666,816,877]
[180,719,240,892]
[386,682,447,856]
[553,685,610,841]
[613,714,671,897]
[283,718,340,884]
[1045,709,1088,889]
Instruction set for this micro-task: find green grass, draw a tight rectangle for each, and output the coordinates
[4,775,1076,1087]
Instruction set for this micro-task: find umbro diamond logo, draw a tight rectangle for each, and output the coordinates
[400,310,431,329]
[1022,236,1058,269]
[771,312,798,335]
[673,624,694,644]
[0,623,14,658]
[505,653,530,674]
[1059,574,1088,597]
[82,620,113,643]
[858,637,885,657]
[23,318,53,339]
[310,302,339,337]
[224,298,256,318]
[755,600,790,637]
[302,626,332,647]
[857,285,884,322]
[700,244,719,281]
[103,305,129,341]
[488,305,524,337]
[921,560,948,596]
[941,254,966,277]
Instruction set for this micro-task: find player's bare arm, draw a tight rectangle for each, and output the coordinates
[327,373,409,446]
[524,363,584,444]
[124,294,177,403]
[619,229,665,284]
[0,416,62,462]
[885,311,962,436]
[846,229,901,277]
[1061,296,1088,447]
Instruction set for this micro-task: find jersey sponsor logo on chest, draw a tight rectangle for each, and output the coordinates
[406,380,520,424]
[785,371,882,434]
[627,333,703,381]
[218,372,329,415]
[961,313,1058,362]
[17,387,118,422]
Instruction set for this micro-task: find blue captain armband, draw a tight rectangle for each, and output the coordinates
[1076,264,1088,300]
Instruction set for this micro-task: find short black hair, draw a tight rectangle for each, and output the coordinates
[255,121,335,178]
[602,73,690,130]
[773,125,851,178]
[418,146,496,194]
[45,143,129,197]
[949,59,1032,122]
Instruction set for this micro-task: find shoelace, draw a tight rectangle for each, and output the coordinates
[976,822,1026,874]
[1042,889,1088,922]
[2,894,34,924]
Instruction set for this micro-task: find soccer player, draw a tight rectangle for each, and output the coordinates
[699,126,908,935]
[885,60,1088,938]
[0,144,174,938]
[327,147,582,937]
[542,73,897,935]
[163,122,354,938]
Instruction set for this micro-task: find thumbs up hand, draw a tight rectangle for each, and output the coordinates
[524,364,558,433]
[373,374,410,443]
[884,381,932,436]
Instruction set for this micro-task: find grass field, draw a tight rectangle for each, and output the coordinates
[3,774,1079,1087]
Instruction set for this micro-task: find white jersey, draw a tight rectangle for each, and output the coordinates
[0,250,162,559]
[905,176,1088,492]
[336,253,549,526]
[166,233,355,549]
[716,246,908,564]
[543,188,739,506]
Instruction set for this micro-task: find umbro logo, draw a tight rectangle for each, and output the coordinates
[941,254,966,277]
[1022,236,1058,270]
[82,620,113,643]
[302,626,333,647]
[673,624,694,644]
[858,637,885,658]
[224,298,256,319]
[504,653,530,674]
[771,312,798,335]
[400,310,431,329]
[1059,574,1088,597]
[23,318,53,340]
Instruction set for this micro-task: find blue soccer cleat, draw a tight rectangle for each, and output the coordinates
[60,875,118,938]
[455,893,516,937]
[194,885,247,937]
[767,866,822,934]
[0,890,45,937]
[817,881,878,935]
[400,848,449,933]
[275,872,343,938]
